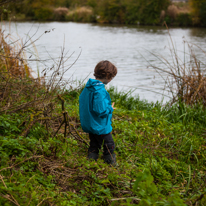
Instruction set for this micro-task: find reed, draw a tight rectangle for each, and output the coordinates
[66,6,93,22]
[53,7,69,21]
[0,28,32,78]
[149,23,206,107]
[167,5,178,20]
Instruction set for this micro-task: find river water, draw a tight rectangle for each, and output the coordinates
[3,22,206,103]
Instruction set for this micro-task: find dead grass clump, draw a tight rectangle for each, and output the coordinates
[54,7,69,16]
[167,5,178,19]
[160,10,166,21]
[172,45,206,106]
[181,70,206,105]
[54,7,69,21]
[149,23,206,107]
[173,2,190,14]
[0,29,32,78]
[66,6,93,22]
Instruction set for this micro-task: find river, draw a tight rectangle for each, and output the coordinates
[3,21,206,103]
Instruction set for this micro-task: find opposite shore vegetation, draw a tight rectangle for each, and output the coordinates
[2,0,206,27]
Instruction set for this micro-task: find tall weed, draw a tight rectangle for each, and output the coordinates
[148,23,206,108]
[66,6,94,22]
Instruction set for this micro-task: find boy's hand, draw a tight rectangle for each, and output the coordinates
[112,102,116,110]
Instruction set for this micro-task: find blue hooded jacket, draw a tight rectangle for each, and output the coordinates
[79,78,113,135]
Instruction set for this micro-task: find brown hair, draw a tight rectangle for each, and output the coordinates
[94,60,117,80]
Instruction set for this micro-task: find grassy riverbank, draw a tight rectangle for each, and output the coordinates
[0,78,206,205]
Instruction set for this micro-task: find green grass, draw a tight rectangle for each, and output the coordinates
[0,84,206,205]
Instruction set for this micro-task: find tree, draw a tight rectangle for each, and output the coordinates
[125,0,170,25]
[189,0,206,26]
[0,0,22,19]
[0,0,21,6]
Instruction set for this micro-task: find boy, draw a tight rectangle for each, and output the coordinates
[79,60,117,165]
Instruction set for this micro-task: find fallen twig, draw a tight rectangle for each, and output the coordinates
[0,175,20,206]
[70,124,89,146]
[21,117,52,137]
[53,95,70,140]
[37,197,52,206]
[110,197,141,201]
[0,155,43,172]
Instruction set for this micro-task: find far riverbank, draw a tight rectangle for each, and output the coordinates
[6,1,206,27]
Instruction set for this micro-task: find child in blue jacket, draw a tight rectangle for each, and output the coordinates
[79,60,117,164]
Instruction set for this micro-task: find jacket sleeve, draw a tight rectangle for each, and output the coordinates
[92,91,113,117]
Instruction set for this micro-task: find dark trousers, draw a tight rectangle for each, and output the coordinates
[88,133,115,156]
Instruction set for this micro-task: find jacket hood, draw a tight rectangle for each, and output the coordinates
[85,78,104,92]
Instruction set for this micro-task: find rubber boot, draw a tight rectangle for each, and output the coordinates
[103,153,116,165]
[88,152,99,161]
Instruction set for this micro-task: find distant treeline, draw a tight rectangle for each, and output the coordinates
[2,0,206,26]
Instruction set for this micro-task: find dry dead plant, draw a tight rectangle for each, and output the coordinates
[160,10,166,21]
[0,29,32,78]
[173,2,191,14]
[66,6,93,21]
[147,23,206,106]
[167,5,178,20]
[54,7,69,16]
[0,25,84,141]
[68,6,93,16]
[54,7,69,20]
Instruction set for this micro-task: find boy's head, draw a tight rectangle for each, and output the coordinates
[94,60,117,81]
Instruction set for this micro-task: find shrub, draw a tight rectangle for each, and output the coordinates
[160,10,166,21]
[176,13,192,26]
[167,4,178,20]
[66,6,94,22]
[125,0,170,25]
[199,1,206,26]
[34,6,53,21]
[149,23,206,107]
[0,28,32,77]
[53,7,69,21]
[95,0,126,24]
[189,0,206,26]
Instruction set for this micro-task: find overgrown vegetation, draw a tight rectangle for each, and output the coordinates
[1,82,206,205]
[147,23,206,107]
[4,0,205,26]
[164,2,192,27]
[0,23,206,205]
